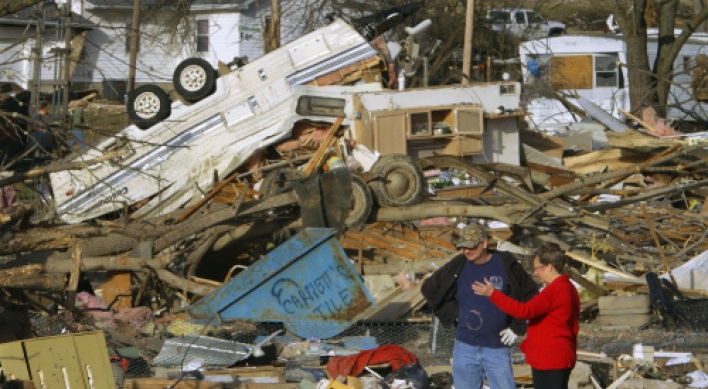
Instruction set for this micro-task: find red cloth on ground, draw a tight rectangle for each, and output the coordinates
[326,344,418,379]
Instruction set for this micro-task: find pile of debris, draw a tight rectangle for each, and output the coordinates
[4,9,708,389]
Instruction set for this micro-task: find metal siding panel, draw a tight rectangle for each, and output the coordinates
[0,341,30,381]
[25,337,85,389]
[73,332,117,389]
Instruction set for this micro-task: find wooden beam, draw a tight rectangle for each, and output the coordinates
[66,242,82,310]
[566,251,640,280]
[302,116,343,175]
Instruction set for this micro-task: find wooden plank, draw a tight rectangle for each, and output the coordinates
[175,170,242,222]
[551,55,593,90]
[362,283,425,321]
[563,149,648,175]
[302,117,343,175]
[100,272,132,310]
[125,379,225,389]
[519,129,566,160]
[66,241,82,309]
[641,203,677,285]
[603,281,708,298]
[566,251,640,280]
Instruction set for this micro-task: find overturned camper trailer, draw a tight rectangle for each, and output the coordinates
[519,30,708,131]
[48,16,523,225]
[49,19,382,224]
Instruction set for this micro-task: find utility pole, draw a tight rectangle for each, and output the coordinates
[60,0,72,120]
[31,3,44,115]
[461,0,474,85]
[127,0,140,95]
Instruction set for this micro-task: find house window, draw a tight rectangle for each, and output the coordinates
[196,19,209,52]
[594,53,619,87]
[684,56,691,73]
[125,22,140,52]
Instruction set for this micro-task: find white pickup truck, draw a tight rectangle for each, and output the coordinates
[488,8,566,40]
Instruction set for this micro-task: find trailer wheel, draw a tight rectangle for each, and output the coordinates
[173,58,217,103]
[369,154,427,207]
[260,167,307,196]
[127,85,171,129]
[345,174,372,228]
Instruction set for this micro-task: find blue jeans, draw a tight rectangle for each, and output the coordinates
[69,129,86,149]
[453,340,515,389]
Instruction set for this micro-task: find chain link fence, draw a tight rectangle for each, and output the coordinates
[25,311,456,384]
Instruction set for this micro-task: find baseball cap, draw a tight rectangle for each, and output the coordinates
[453,223,488,249]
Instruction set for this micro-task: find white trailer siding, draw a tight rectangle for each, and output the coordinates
[521,32,708,131]
[0,27,32,89]
[520,35,630,132]
[647,31,708,121]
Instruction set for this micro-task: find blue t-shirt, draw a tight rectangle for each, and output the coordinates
[455,253,511,348]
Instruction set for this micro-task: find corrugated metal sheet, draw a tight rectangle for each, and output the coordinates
[153,334,251,368]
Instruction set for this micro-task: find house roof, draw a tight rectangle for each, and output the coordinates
[85,0,257,11]
[0,2,94,29]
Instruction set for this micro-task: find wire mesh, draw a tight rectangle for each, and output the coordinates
[26,315,455,366]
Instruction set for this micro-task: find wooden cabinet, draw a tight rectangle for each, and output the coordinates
[366,105,484,159]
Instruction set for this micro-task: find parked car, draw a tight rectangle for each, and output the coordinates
[487,8,566,40]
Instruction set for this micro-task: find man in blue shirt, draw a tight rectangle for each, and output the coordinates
[421,223,538,389]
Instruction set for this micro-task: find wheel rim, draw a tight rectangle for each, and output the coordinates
[133,92,161,119]
[384,169,414,198]
[345,180,370,227]
[180,64,207,92]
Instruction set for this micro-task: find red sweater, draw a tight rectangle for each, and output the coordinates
[490,274,580,370]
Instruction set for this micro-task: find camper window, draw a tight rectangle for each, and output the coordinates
[296,96,346,117]
[594,54,619,87]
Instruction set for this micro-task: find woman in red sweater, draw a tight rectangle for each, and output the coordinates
[472,243,580,389]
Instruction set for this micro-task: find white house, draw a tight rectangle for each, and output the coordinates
[0,2,93,91]
[519,31,708,132]
[79,0,309,96]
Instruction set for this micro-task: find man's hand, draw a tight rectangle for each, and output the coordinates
[499,328,517,346]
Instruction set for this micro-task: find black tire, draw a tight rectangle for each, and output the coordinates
[345,174,373,228]
[369,154,427,207]
[549,29,566,37]
[173,58,216,103]
[127,85,171,129]
[260,167,307,196]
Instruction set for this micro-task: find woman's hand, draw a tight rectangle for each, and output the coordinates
[472,278,494,297]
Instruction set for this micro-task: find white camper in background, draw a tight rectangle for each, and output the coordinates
[519,30,708,132]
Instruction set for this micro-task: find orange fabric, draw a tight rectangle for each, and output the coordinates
[326,344,418,379]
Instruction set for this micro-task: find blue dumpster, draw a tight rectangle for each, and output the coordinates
[187,228,376,339]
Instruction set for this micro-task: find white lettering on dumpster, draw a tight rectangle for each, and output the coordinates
[271,264,354,318]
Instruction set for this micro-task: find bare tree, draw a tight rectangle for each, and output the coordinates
[614,0,708,116]
[0,0,44,18]
[263,0,281,52]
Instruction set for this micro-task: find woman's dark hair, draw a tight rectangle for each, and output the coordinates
[532,242,566,273]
